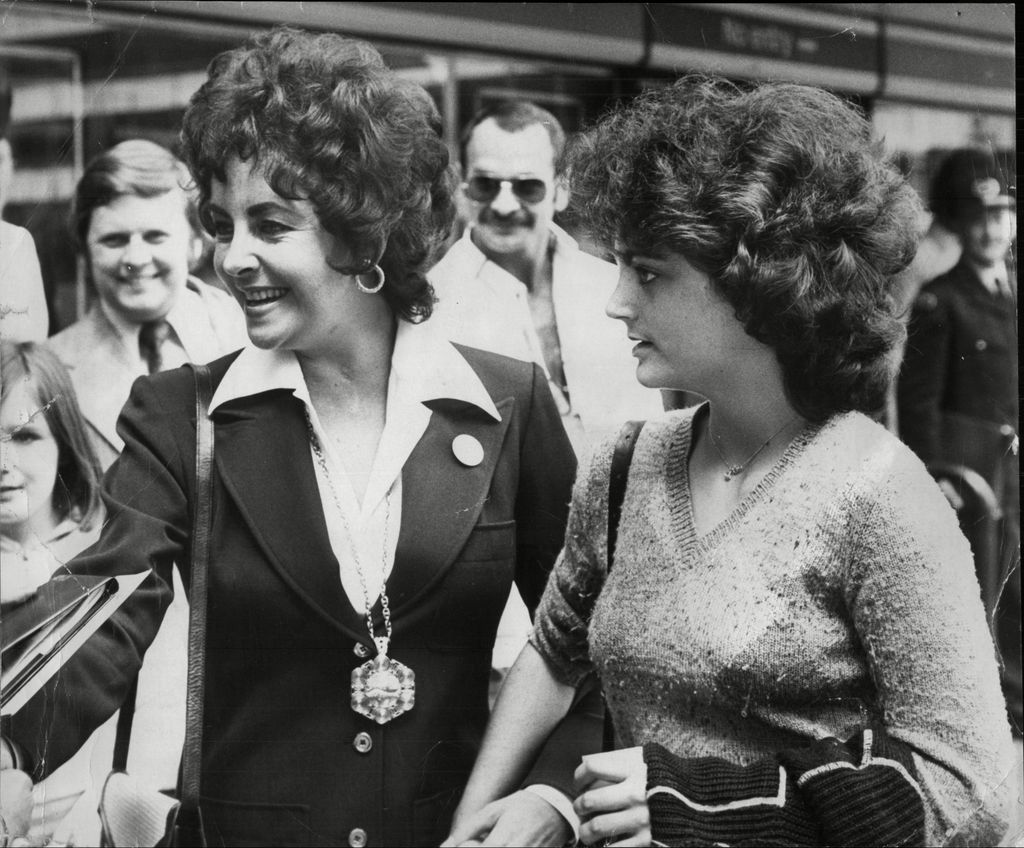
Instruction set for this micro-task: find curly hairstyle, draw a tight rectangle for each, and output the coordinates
[1,341,103,531]
[180,27,455,323]
[566,76,922,422]
[72,139,200,253]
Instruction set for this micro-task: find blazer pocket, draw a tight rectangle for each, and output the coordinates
[427,521,517,653]
[199,795,311,847]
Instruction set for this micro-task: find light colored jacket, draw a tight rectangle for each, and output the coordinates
[46,276,246,470]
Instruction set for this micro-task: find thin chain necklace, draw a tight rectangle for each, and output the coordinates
[304,408,415,724]
[709,415,799,482]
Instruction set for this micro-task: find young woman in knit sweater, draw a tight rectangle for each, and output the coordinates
[445,78,1013,847]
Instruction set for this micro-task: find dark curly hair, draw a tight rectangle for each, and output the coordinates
[180,27,455,322]
[566,76,922,422]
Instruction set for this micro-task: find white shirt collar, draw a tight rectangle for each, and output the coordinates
[210,318,501,421]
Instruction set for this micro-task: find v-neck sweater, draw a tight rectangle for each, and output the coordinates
[532,407,1011,844]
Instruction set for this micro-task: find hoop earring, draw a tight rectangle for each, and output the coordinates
[356,264,385,294]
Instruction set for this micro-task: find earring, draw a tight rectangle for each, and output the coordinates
[356,264,385,294]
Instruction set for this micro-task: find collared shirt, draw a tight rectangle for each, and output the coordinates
[430,223,573,372]
[97,277,243,377]
[210,319,500,612]
[98,292,189,376]
[429,223,663,458]
[46,277,247,472]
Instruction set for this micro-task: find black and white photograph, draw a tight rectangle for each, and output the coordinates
[0,3,1017,846]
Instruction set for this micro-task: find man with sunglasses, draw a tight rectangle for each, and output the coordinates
[429,101,662,846]
[430,100,661,459]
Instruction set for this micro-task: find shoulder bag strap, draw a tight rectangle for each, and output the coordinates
[110,366,214,788]
[111,679,137,772]
[607,420,644,572]
[176,362,214,841]
[602,419,643,751]
[108,365,213,845]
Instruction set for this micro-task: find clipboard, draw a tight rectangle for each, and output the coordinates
[1,571,149,716]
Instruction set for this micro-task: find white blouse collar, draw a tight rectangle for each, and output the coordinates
[210,318,501,421]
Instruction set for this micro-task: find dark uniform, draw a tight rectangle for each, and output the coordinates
[898,258,1020,734]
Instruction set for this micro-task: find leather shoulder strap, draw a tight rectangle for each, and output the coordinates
[607,420,644,573]
[111,365,214,782]
[180,362,214,815]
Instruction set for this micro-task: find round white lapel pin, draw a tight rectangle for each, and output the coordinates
[452,434,484,467]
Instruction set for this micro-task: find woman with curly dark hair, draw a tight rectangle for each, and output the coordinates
[446,78,1012,847]
[3,28,584,847]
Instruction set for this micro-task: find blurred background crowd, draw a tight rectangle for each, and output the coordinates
[0,1,1014,333]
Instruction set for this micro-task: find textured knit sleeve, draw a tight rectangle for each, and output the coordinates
[844,445,1012,846]
[529,430,617,687]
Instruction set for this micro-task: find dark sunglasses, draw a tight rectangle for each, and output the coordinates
[463,176,548,204]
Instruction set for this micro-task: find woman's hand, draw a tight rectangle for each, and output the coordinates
[573,748,651,847]
[442,644,577,846]
[442,790,571,847]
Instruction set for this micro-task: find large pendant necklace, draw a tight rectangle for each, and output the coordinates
[305,409,415,724]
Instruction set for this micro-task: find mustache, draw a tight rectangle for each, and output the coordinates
[478,207,535,228]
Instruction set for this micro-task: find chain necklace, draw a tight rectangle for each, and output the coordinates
[304,408,414,725]
[709,416,799,482]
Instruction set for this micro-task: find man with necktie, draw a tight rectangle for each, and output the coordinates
[898,147,1019,743]
[46,139,246,471]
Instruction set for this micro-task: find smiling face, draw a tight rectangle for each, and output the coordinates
[463,119,567,265]
[605,246,762,393]
[0,379,62,544]
[85,191,194,324]
[205,156,385,357]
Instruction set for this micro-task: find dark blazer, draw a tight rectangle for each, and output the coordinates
[897,260,1018,477]
[8,345,580,847]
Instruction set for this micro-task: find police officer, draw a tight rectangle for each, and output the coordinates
[898,147,1019,737]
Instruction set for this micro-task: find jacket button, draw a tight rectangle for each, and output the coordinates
[975,339,988,351]
[348,827,367,847]
[353,731,373,754]
[353,642,371,658]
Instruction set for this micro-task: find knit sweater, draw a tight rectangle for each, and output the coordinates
[532,408,1012,846]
